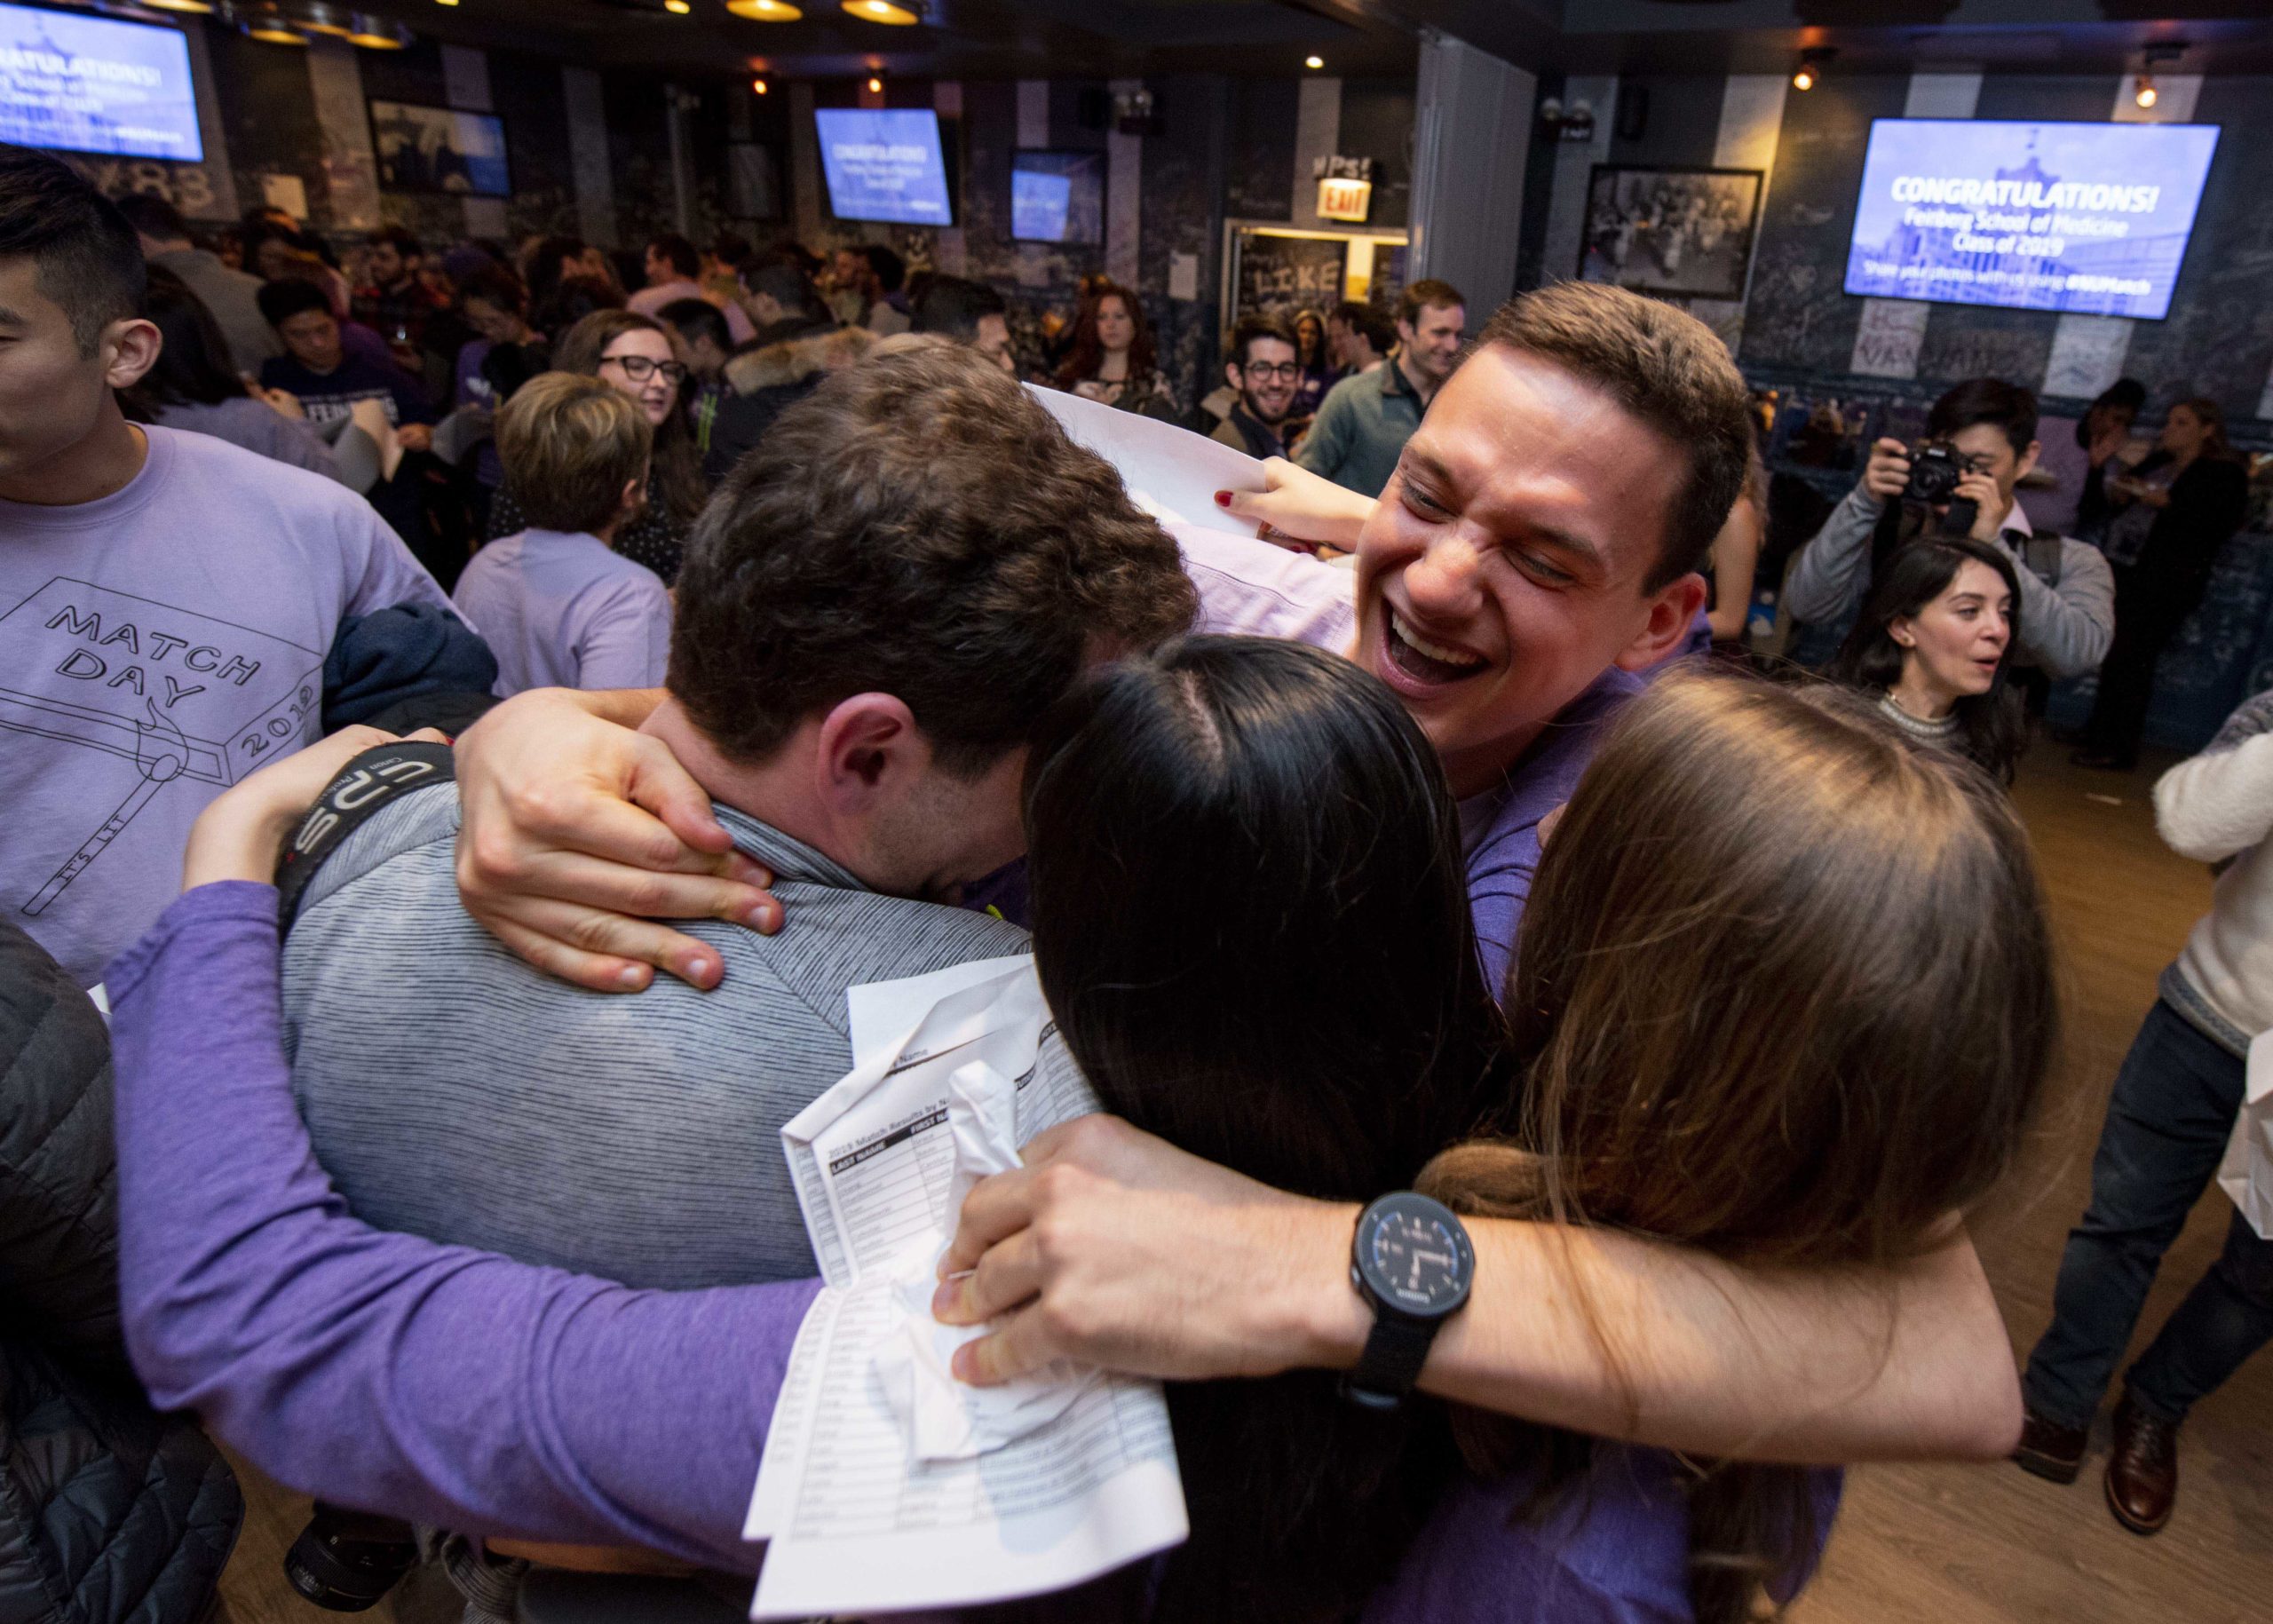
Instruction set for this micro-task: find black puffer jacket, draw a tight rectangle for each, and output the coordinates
[0,920,242,1624]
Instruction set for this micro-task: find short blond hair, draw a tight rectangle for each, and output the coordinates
[495,371,652,535]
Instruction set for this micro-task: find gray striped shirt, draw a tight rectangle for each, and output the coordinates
[281,784,1052,1289]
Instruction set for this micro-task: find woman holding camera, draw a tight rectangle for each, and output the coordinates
[2072,397,2252,773]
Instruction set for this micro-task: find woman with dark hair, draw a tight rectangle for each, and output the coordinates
[123,265,345,483]
[1052,281,1173,414]
[1289,305,1334,417]
[113,647,2054,1624]
[1830,536,2027,784]
[484,309,707,584]
[2074,396,2253,772]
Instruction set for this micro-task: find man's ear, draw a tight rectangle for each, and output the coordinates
[1224,359,1244,394]
[813,693,926,813]
[103,317,162,392]
[1612,571,1708,673]
[2015,439,2041,484]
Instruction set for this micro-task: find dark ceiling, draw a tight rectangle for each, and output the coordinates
[170,0,2273,84]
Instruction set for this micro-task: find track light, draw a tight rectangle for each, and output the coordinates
[2137,44,2185,110]
[1793,47,1835,92]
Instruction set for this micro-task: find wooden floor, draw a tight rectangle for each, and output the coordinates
[213,737,2270,1624]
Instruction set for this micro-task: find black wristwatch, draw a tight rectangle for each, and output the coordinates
[1341,1192,1475,1411]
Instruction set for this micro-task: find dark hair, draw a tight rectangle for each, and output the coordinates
[741,260,826,321]
[525,235,588,309]
[859,242,905,295]
[708,230,750,266]
[2168,394,2238,462]
[656,296,732,355]
[1477,282,1752,591]
[1333,297,1395,356]
[2077,377,2145,449]
[1927,376,2038,457]
[1013,636,1505,1624]
[0,147,147,353]
[533,273,624,338]
[256,276,334,329]
[113,190,190,243]
[669,344,1197,772]
[910,273,1005,341]
[552,309,707,526]
[130,264,249,411]
[1424,667,2054,1624]
[458,263,527,318]
[1225,313,1297,370]
[1829,536,2027,784]
[367,226,420,259]
[1398,277,1464,329]
[1053,281,1153,391]
[646,233,699,278]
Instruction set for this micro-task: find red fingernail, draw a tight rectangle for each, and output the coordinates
[1214,491,1231,507]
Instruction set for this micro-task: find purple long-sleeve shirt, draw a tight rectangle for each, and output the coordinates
[111,883,1832,1619]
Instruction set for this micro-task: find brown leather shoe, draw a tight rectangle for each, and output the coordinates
[2104,1394,2179,1534]
[2012,1406,2088,1484]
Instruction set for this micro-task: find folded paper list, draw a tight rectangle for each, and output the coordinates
[744,956,1188,1620]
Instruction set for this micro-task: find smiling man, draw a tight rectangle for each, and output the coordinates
[1297,278,1467,497]
[1212,314,1302,462]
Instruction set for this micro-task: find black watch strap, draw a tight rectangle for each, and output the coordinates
[1340,1311,1438,1411]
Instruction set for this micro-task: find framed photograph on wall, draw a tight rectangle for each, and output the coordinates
[368,100,511,198]
[1578,165,1763,301]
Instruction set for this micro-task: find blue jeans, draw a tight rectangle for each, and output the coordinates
[2023,998,2273,1428]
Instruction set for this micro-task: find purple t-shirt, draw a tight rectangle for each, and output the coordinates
[451,528,673,698]
[110,884,1834,1621]
[0,425,450,984]
[1173,521,1636,992]
[453,338,506,487]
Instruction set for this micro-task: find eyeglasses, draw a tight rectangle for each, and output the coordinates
[1243,361,1303,382]
[601,353,688,386]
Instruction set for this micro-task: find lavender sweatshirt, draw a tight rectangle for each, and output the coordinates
[113,883,1829,1620]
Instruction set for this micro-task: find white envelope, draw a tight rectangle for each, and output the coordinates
[2215,1026,2273,1240]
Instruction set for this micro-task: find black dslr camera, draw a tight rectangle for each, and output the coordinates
[1900,439,1978,537]
[284,1504,421,1611]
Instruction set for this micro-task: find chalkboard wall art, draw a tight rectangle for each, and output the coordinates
[1231,227,1347,323]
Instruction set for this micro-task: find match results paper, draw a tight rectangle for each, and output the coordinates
[744,959,1187,1619]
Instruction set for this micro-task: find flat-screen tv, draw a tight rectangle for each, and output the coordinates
[1845,117,2219,321]
[1011,150,1104,244]
[0,2,202,162]
[814,107,953,227]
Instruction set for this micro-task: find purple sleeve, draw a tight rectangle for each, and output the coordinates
[108,883,817,1570]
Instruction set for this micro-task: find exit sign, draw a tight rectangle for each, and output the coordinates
[1317,175,1373,223]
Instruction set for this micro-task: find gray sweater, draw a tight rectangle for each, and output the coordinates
[1786,484,2116,678]
[280,783,1052,1290]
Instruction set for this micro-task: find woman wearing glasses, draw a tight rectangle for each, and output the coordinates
[484,311,709,585]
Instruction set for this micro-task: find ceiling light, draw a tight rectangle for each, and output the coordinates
[665,0,692,12]
[2134,78,2158,109]
[866,75,883,93]
[436,0,460,7]
[139,1,216,14]
[297,4,353,35]
[753,76,769,93]
[730,0,803,16]
[843,0,920,24]
[345,13,412,45]
[1793,46,1835,91]
[242,17,306,44]
[1304,55,1323,70]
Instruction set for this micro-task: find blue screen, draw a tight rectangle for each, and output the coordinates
[1012,169,1072,242]
[815,107,952,226]
[1845,118,2219,321]
[0,4,201,163]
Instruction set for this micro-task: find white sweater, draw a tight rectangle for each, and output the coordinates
[2157,690,2273,1055]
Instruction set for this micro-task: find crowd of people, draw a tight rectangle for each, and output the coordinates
[0,140,2268,1624]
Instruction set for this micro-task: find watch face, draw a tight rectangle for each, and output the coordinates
[1358,1195,1472,1316]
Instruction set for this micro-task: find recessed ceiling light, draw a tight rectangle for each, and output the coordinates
[729,0,803,17]
[1304,55,1323,70]
[867,75,883,93]
[753,76,769,93]
[843,0,920,24]
[665,0,692,12]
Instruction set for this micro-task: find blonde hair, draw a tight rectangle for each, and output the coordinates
[495,371,652,536]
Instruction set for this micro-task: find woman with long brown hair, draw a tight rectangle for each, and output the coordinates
[2073,396,2252,772]
[484,309,709,585]
[115,646,2054,1624]
[1052,280,1174,413]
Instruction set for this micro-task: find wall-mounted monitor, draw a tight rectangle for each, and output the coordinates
[814,107,953,226]
[0,2,202,163]
[1844,117,2220,321]
[369,100,511,197]
[1011,149,1104,244]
